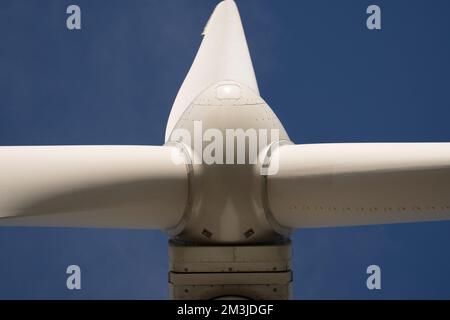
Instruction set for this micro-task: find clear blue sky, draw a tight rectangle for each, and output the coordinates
[1,0,450,299]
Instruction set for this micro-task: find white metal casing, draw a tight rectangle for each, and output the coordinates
[167,81,290,244]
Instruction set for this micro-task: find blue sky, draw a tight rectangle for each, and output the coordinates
[1,0,450,299]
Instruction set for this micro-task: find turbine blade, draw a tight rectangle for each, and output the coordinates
[0,146,188,230]
[267,143,450,229]
[165,0,259,140]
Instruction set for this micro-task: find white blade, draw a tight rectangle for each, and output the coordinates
[267,143,450,229]
[165,0,259,140]
[0,146,187,230]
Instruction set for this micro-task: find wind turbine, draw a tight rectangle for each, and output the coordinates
[1,0,450,300]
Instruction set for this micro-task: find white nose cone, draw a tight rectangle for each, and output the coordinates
[165,0,259,141]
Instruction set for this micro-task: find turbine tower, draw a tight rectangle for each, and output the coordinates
[2,0,450,299]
